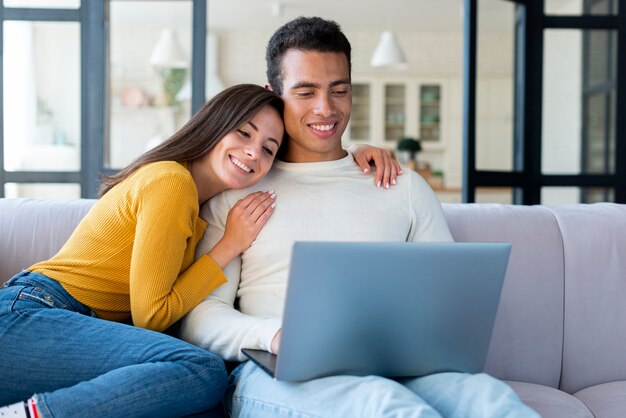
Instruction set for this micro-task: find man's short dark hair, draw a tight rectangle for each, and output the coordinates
[266,16,352,96]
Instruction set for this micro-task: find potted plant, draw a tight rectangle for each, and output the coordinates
[396,137,422,170]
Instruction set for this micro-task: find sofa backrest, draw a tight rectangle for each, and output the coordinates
[0,198,95,283]
[442,203,565,389]
[3,198,626,393]
[548,204,626,394]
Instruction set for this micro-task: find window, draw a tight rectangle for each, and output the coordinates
[464,0,625,204]
[0,0,207,198]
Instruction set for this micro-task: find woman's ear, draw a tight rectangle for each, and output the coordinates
[264,83,273,92]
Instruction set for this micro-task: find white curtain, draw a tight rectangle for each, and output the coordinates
[4,21,37,171]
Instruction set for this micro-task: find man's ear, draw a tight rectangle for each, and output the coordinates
[264,83,273,92]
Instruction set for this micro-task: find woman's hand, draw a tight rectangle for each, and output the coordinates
[271,329,282,354]
[207,191,276,268]
[348,144,403,189]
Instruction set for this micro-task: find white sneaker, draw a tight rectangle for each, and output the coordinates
[0,402,29,418]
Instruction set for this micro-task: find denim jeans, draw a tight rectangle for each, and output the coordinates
[0,271,228,418]
[227,361,540,418]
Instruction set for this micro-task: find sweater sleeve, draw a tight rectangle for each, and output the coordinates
[407,172,455,243]
[129,173,226,331]
[180,192,282,361]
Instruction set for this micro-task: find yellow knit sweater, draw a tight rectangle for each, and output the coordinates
[30,161,226,332]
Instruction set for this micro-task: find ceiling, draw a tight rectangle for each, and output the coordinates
[209,0,468,32]
[111,0,517,33]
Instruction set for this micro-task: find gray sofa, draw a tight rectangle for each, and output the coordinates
[2,198,626,418]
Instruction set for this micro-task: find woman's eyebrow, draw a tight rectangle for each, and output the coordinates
[248,122,280,147]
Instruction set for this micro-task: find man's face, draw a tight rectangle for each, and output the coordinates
[275,49,352,163]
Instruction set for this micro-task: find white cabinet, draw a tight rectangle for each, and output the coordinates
[345,78,462,199]
[349,83,372,141]
[345,79,446,150]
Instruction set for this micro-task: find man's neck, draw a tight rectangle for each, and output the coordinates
[281,148,348,163]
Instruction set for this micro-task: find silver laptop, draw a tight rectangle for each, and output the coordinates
[242,241,511,382]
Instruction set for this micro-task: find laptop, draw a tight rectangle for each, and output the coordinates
[242,241,511,382]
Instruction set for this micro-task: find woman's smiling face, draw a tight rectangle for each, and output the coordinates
[199,104,284,191]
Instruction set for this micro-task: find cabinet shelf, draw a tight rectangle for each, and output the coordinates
[419,85,441,142]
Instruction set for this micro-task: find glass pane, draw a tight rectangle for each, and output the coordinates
[419,85,441,142]
[385,84,405,142]
[584,93,611,173]
[3,0,79,8]
[350,83,371,141]
[475,187,515,204]
[542,29,616,175]
[541,187,614,204]
[108,1,193,169]
[4,183,81,199]
[545,0,618,15]
[3,21,80,172]
[587,30,613,86]
[476,0,516,171]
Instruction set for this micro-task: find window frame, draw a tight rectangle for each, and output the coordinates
[0,0,207,198]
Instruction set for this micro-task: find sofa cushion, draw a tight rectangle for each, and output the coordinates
[547,204,626,394]
[0,198,95,283]
[574,381,626,418]
[506,380,593,418]
[443,204,564,388]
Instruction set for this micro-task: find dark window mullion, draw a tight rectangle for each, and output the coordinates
[541,174,615,187]
[462,0,477,203]
[543,15,618,29]
[2,8,80,22]
[81,0,106,198]
[4,171,81,183]
[0,7,4,197]
[524,0,544,204]
[191,0,207,114]
[614,0,626,202]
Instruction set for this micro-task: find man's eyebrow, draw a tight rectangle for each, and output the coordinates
[290,82,320,90]
[248,121,280,147]
[289,79,351,90]
[329,79,351,88]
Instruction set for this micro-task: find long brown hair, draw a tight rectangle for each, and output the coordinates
[99,84,284,197]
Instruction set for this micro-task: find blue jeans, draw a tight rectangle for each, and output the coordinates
[227,361,540,418]
[0,271,228,418]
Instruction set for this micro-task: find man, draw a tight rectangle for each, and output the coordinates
[181,16,539,418]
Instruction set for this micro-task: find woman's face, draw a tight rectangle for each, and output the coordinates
[202,105,284,191]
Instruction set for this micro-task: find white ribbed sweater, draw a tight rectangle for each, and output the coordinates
[181,154,453,361]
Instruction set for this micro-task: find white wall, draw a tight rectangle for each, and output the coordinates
[214,29,514,190]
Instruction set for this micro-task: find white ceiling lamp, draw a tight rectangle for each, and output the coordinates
[149,29,188,106]
[149,29,188,69]
[370,30,407,69]
[270,1,284,17]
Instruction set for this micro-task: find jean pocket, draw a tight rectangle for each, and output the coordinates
[16,287,69,310]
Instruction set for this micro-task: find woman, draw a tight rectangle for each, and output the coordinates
[0,84,400,418]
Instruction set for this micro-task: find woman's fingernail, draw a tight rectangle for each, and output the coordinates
[271,202,276,208]
[377,181,381,188]
[363,168,369,174]
[392,179,397,185]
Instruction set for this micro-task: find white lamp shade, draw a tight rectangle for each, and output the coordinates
[150,29,188,69]
[370,31,408,69]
